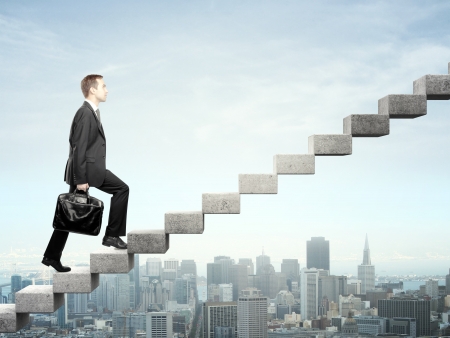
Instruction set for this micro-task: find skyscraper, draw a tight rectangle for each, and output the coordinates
[180,260,197,276]
[134,254,140,309]
[229,264,249,301]
[146,258,162,277]
[203,301,238,338]
[218,258,234,284]
[237,288,268,338]
[256,252,271,275]
[207,263,222,285]
[259,264,278,299]
[318,275,348,303]
[281,259,300,281]
[238,258,254,275]
[146,312,173,338]
[300,268,320,320]
[115,274,130,311]
[378,298,430,337]
[357,235,375,294]
[425,279,438,297]
[11,275,22,304]
[306,237,330,271]
[446,269,450,295]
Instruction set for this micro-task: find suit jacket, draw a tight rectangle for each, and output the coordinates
[64,101,106,187]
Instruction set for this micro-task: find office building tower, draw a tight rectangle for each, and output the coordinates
[134,255,140,309]
[173,315,186,336]
[306,237,330,271]
[238,258,254,275]
[237,288,268,338]
[229,264,248,301]
[146,258,162,277]
[175,278,189,305]
[425,279,438,297]
[146,312,173,338]
[219,284,233,302]
[164,259,179,270]
[219,258,234,284]
[276,272,288,292]
[57,296,67,327]
[366,289,388,308]
[11,275,22,303]
[74,293,88,313]
[207,284,220,302]
[214,327,234,338]
[357,235,375,294]
[281,259,300,282]
[378,298,430,337]
[339,294,362,317]
[203,301,238,338]
[353,315,388,335]
[446,269,450,295]
[115,274,130,311]
[301,268,320,320]
[21,279,32,289]
[348,280,362,295]
[214,256,231,263]
[207,263,222,285]
[390,317,417,338]
[259,264,278,299]
[256,252,271,275]
[318,275,348,303]
[180,259,197,276]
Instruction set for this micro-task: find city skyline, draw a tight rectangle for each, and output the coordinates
[1,1,450,277]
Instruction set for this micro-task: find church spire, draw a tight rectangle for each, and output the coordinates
[362,234,371,265]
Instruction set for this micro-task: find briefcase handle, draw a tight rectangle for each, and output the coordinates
[72,188,90,204]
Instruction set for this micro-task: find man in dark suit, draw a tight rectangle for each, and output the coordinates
[42,74,129,272]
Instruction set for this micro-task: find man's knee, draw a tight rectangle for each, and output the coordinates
[122,183,129,195]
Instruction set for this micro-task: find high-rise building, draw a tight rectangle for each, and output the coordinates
[146,258,162,277]
[115,274,130,311]
[237,288,268,338]
[229,264,248,301]
[390,317,417,338]
[164,259,179,270]
[238,258,254,275]
[256,253,271,275]
[318,275,348,303]
[207,263,222,285]
[259,264,278,299]
[11,275,22,303]
[281,259,300,282]
[202,301,238,338]
[21,280,32,289]
[357,235,375,294]
[214,256,231,263]
[134,255,140,309]
[300,268,320,320]
[306,237,330,271]
[378,298,430,337]
[180,260,197,277]
[146,312,173,338]
[353,316,388,335]
[425,279,438,297]
[74,293,88,313]
[218,258,234,284]
[219,284,233,302]
[446,269,450,295]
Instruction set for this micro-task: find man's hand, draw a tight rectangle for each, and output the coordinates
[77,183,89,192]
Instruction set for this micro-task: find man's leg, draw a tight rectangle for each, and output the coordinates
[96,170,129,237]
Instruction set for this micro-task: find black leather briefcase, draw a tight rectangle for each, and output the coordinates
[53,189,104,236]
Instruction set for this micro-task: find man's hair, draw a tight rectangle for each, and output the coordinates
[81,74,103,98]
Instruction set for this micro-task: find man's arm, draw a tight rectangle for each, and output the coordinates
[72,110,90,191]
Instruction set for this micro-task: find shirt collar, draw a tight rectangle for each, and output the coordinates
[84,99,98,112]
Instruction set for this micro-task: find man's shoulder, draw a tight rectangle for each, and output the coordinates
[74,103,94,122]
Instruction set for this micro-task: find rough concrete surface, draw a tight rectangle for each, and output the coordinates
[413,75,450,99]
[165,211,204,234]
[0,305,29,333]
[274,154,315,174]
[239,174,278,194]
[15,286,64,313]
[308,134,352,155]
[90,247,134,273]
[53,267,99,293]
[378,94,427,118]
[343,114,389,137]
[128,230,169,254]
[202,192,240,214]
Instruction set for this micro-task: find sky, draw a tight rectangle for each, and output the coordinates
[1,1,450,278]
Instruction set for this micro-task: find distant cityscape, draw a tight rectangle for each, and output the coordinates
[1,235,450,338]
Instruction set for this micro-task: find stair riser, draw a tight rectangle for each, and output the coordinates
[90,249,134,274]
[15,286,64,313]
[274,154,315,175]
[165,212,204,234]
[343,115,389,137]
[239,174,278,194]
[202,193,240,214]
[413,75,450,100]
[128,230,169,254]
[53,267,99,293]
[308,135,352,156]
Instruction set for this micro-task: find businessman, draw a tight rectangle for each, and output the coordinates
[42,74,129,272]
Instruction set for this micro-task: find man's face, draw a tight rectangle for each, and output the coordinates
[92,78,108,102]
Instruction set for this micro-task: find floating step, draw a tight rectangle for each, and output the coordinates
[0,305,29,333]
[90,247,134,273]
[15,286,64,313]
[378,94,427,119]
[308,134,352,156]
[128,230,169,254]
[413,75,450,100]
[53,266,99,293]
[165,211,204,234]
[202,192,240,214]
[273,154,315,175]
[239,174,278,194]
[343,114,389,137]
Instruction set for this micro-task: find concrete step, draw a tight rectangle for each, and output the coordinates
[128,230,169,254]
[15,286,64,313]
[274,154,315,175]
[53,267,99,293]
[239,174,278,194]
[165,211,204,234]
[308,134,352,156]
[202,192,240,214]
[378,94,427,118]
[343,114,389,137]
[90,247,134,273]
[413,75,450,100]
[0,305,29,333]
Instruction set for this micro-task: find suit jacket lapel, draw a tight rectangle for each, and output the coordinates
[83,101,105,139]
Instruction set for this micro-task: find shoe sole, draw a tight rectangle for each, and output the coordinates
[102,242,127,249]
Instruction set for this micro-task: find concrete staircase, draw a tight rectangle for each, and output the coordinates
[1,65,450,333]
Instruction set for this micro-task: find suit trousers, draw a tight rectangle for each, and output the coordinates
[44,169,129,261]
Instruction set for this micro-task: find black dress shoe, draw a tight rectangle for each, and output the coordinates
[102,236,127,249]
[42,257,71,272]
